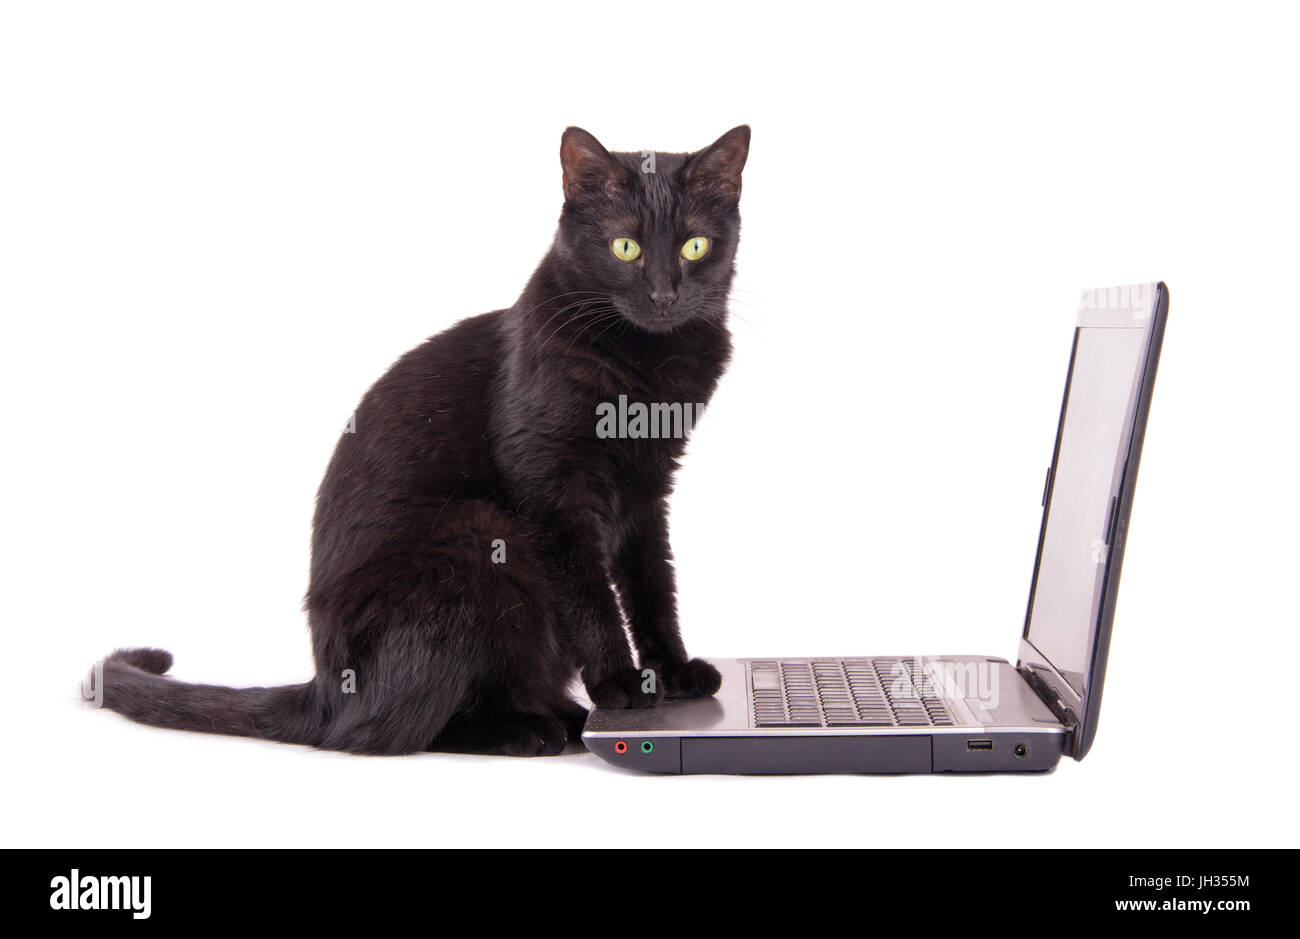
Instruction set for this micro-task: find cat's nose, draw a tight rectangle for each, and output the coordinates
[650,289,678,312]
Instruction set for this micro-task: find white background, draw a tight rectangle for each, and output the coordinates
[2,1,1297,849]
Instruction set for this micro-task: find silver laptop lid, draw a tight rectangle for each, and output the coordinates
[1018,282,1168,760]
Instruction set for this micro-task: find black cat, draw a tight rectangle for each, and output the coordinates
[94,125,750,755]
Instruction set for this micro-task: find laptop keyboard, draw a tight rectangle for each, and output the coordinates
[749,658,954,728]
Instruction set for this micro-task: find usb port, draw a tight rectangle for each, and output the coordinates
[966,739,994,751]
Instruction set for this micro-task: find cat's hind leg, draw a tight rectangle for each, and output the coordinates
[313,619,474,755]
[310,498,577,756]
[432,711,569,756]
[431,690,588,754]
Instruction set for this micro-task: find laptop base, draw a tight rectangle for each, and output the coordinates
[582,657,1067,775]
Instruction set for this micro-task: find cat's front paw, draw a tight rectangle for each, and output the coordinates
[586,667,664,709]
[659,657,723,699]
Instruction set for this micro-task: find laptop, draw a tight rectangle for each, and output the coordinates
[584,282,1168,774]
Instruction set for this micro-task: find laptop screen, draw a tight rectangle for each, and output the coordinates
[1023,298,1154,698]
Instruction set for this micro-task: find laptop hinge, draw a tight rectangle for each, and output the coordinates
[1019,665,1079,755]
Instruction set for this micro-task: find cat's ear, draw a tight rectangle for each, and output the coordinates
[684,125,751,200]
[560,127,628,202]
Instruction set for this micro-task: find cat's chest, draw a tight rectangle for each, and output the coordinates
[578,358,713,468]
[496,331,727,511]
[564,344,719,409]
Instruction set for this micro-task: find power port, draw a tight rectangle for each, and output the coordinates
[1014,744,1028,758]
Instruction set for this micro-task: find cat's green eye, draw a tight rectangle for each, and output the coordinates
[681,236,710,261]
[611,237,641,262]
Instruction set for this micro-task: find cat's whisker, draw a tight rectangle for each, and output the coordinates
[584,311,631,347]
[532,299,617,359]
[563,305,622,342]
[689,296,753,328]
[526,292,613,336]
[689,290,761,329]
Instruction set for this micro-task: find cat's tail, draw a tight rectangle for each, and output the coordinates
[92,648,323,748]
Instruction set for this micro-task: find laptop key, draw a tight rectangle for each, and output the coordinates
[749,657,954,729]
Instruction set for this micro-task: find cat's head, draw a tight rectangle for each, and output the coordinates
[553,125,749,334]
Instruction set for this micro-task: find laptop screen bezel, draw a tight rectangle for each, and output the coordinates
[1017,282,1168,761]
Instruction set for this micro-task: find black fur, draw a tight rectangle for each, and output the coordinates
[94,125,750,755]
